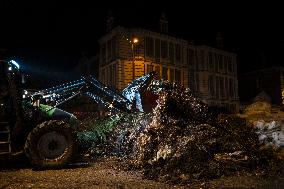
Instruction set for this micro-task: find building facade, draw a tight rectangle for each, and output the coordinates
[98,26,239,112]
[98,26,189,90]
[192,45,239,112]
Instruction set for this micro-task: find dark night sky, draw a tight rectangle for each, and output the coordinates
[1,1,284,76]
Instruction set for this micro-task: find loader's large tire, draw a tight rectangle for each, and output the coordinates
[24,120,76,169]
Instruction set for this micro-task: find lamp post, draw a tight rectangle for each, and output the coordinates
[129,37,138,80]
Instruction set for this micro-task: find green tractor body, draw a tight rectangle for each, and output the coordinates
[0,59,157,168]
[0,60,78,168]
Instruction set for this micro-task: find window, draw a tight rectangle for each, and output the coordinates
[101,43,106,64]
[112,64,117,86]
[188,71,195,91]
[155,39,160,61]
[228,57,232,72]
[196,73,199,91]
[209,75,215,96]
[101,68,105,83]
[146,64,154,73]
[175,44,181,62]
[161,40,168,58]
[111,37,116,59]
[170,68,174,82]
[229,78,233,97]
[175,69,181,83]
[109,64,113,86]
[107,40,111,61]
[134,44,140,57]
[216,76,219,98]
[188,49,194,66]
[215,54,219,72]
[220,77,225,98]
[162,67,168,80]
[169,42,174,64]
[145,37,154,57]
[106,66,110,85]
[218,55,223,70]
[155,66,160,76]
[231,104,236,112]
[201,50,206,70]
[208,52,213,70]
[225,77,228,98]
[224,56,228,73]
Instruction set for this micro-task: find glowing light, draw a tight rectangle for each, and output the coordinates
[133,38,139,43]
[9,60,20,69]
[8,67,12,71]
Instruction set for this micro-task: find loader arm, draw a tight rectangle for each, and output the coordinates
[29,71,157,113]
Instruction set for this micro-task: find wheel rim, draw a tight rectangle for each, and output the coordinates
[37,131,68,160]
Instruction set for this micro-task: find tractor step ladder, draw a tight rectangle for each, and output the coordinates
[0,121,11,155]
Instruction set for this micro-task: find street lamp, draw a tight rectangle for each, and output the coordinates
[128,37,139,80]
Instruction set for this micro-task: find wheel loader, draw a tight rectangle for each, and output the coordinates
[0,59,157,168]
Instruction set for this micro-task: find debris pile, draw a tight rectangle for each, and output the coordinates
[130,81,282,183]
[78,80,283,183]
[76,112,153,158]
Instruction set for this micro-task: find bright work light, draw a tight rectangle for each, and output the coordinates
[9,60,20,69]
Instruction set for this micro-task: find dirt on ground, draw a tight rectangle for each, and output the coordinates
[0,155,185,189]
[1,155,284,189]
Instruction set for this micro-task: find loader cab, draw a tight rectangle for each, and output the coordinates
[1,59,26,86]
[0,60,24,155]
[1,60,20,74]
[0,60,20,119]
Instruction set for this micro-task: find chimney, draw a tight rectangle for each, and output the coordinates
[259,50,267,68]
[106,10,114,32]
[216,32,224,49]
[159,12,168,34]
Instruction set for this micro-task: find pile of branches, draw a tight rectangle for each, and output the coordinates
[76,112,153,158]
[77,80,283,183]
[132,81,282,183]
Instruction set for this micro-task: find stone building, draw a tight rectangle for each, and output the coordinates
[98,26,189,90]
[98,14,239,112]
[191,45,239,112]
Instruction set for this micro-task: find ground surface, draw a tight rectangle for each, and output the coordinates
[0,155,185,189]
[1,155,284,189]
